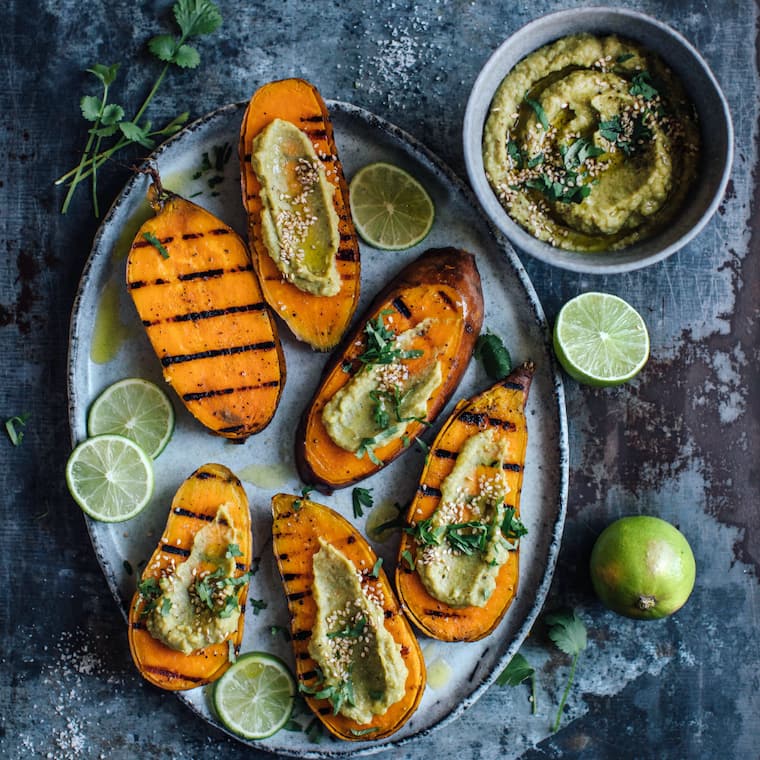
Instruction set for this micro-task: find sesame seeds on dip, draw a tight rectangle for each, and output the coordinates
[482,34,700,252]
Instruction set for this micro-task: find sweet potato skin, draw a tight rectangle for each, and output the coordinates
[127,463,252,690]
[271,493,426,740]
[295,247,484,493]
[239,77,360,351]
[396,363,534,642]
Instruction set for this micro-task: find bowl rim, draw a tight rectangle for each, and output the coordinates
[463,6,735,274]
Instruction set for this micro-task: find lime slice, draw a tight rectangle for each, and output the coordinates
[65,434,154,522]
[87,378,175,459]
[553,292,650,386]
[349,162,434,250]
[214,652,296,740]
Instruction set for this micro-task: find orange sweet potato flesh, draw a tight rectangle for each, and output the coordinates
[127,182,285,441]
[271,493,426,741]
[396,363,534,642]
[239,77,360,351]
[296,247,484,492]
[128,463,252,690]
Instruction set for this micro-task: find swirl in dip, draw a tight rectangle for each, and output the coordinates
[482,34,700,252]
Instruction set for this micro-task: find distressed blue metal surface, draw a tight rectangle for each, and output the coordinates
[1,1,758,758]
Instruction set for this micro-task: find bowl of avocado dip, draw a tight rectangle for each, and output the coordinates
[463,7,733,273]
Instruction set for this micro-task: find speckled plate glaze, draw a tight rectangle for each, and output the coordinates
[67,101,568,757]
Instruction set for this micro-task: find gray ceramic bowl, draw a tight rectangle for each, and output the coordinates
[463,7,733,273]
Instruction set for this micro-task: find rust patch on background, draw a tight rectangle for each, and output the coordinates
[572,179,760,577]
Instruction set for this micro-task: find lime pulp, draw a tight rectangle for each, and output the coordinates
[349,162,434,250]
[213,652,296,740]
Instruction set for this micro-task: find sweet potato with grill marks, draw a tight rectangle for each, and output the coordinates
[128,463,252,690]
[271,493,425,740]
[239,77,360,351]
[296,247,484,492]
[396,363,533,642]
[127,177,285,441]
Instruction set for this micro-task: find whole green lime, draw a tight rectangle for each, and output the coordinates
[589,516,696,620]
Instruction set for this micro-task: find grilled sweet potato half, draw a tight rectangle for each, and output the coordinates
[126,177,285,441]
[271,493,425,741]
[396,363,533,642]
[128,463,252,690]
[239,77,360,351]
[296,247,484,492]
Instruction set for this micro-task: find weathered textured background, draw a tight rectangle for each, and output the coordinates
[1,1,758,758]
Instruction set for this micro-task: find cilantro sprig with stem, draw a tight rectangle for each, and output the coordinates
[496,651,537,714]
[546,609,587,732]
[352,487,373,519]
[299,668,356,715]
[56,0,222,215]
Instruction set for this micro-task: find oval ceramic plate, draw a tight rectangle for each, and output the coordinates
[67,101,568,757]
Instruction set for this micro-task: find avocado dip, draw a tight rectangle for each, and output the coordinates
[322,316,442,462]
[413,429,527,607]
[306,540,407,724]
[139,505,246,654]
[252,118,341,295]
[482,34,700,252]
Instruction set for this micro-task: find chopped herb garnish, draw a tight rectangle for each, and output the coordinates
[137,578,161,616]
[352,486,374,518]
[358,311,423,366]
[160,597,172,616]
[401,549,416,570]
[142,231,170,259]
[616,52,635,64]
[218,594,240,619]
[370,557,383,578]
[356,437,383,466]
[445,520,490,555]
[563,137,604,171]
[507,140,524,169]
[524,96,550,130]
[300,671,356,715]
[249,598,268,615]
[629,70,659,100]
[207,174,224,189]
[341,360,353,373]
[327,615,366,639]
[225,543,243,559]
[415,437,430,455]
[527,152,545,169]
[502,507,528,544]
[496,651,537,714]
[5,413,29,446]
[270,624,291,640]
[475,332,512,380]
[599,114,652,157]
[293,485,315,510]
[350,727,379,737]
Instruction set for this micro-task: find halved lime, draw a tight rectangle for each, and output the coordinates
[349,162,434,250]
[65,434,154,522]
[87,378,175,458]
[553,292,649,386]
[213,652,296,740]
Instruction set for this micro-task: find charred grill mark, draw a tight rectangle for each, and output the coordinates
[161,544,190,557]
[283,572,302,581]
[172,507,214,521]
[142,302,268,327]
[194,470,215,480]
[127,278,168,291]
[292,630,310,641]
[434,448,458,460]
[287,590,311,601]
[218,424,245,434]
[305,128,328,139]
[301,669,319,681]
[489,416,517,431]
[278,553,289,561]
[392,296,412,319]
[336,247,358,262]
[438,289,456,310]
[182,379,280,402]
[418,484,442,498]
[503,462,522,472]
[297,651,311,660]
[384,609,394,619]
[425,608,456,618]
[317,707,332,715]
[501,380,526,391]
[182,232,204,240]
[132,236,174,249]
[235,562,247,572]
[300,115,325,123]
[161,341,277,367]
[458,411,486,426]
[177,264,253,282]
[208,228,230,236]
[143,665,205,683]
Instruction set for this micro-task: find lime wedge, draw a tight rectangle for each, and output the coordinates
[349,162,434,250]
[214,652,296,740]
[87,378,175,459]
[553,292,650,386]
[65,434,154,522]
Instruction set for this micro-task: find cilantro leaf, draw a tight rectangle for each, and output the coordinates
[86,63,120,86]
[249,598,268,615]
[148,34,178,62]
[119,121,155,149]
[475,332,512,380]
[100,103,124,126]
[524,96,550,130]
[370,557,383,578]
[173,43,201,69]
[546,609,587,731]
[80,95,102,122]
[629,70,659,101]
[352,487,374,519]
[5,413,29,446]
[174,0,223,38]
[327,615,366,639]
[496,651,534,687]
[225,543,243,559]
